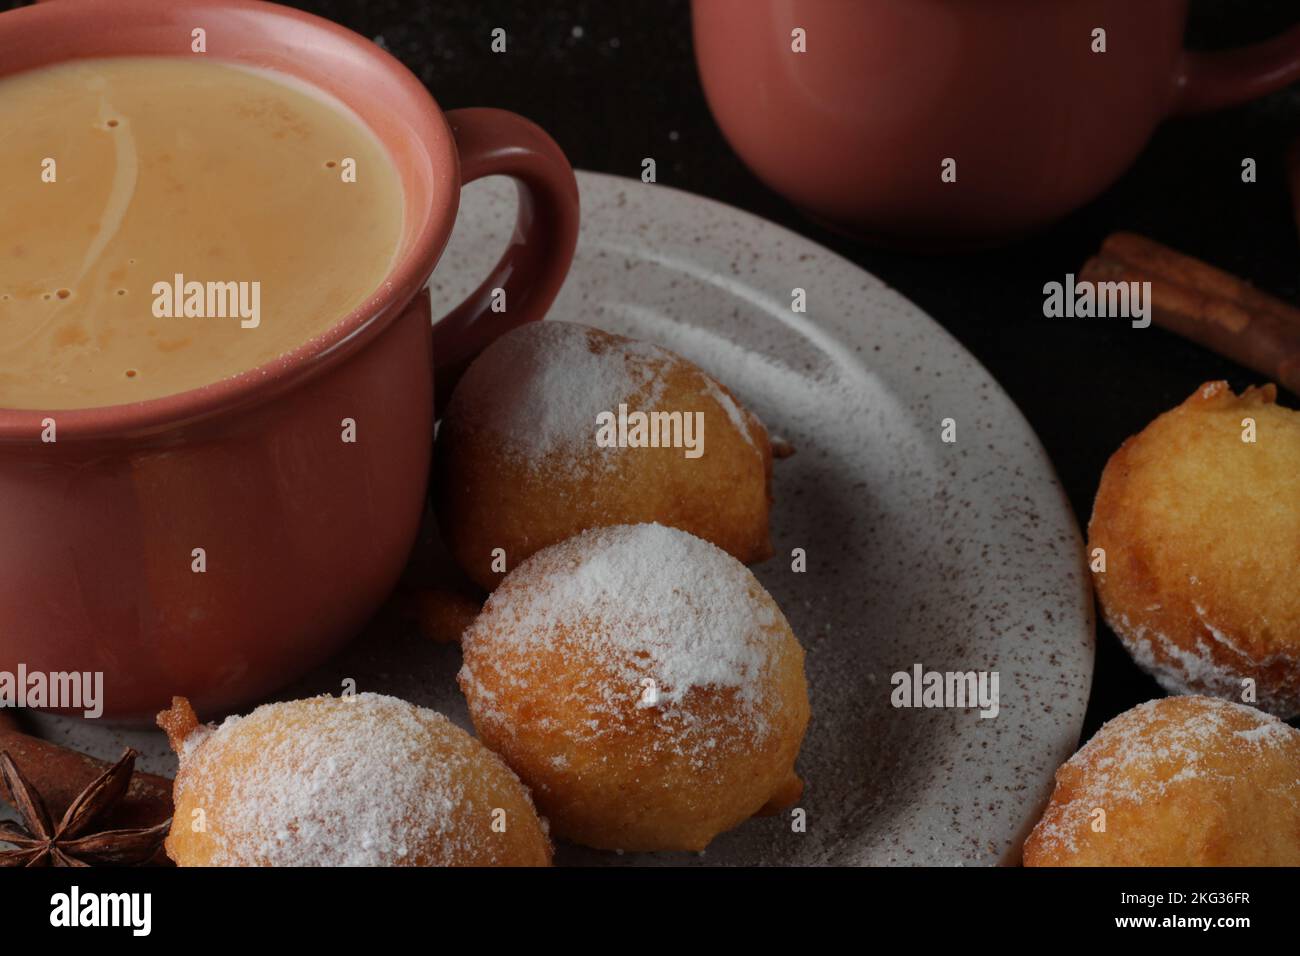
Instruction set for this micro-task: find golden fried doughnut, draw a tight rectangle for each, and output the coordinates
[458,523,809,852]
[1089,381,1300,716]
[157,693,550,866]
[435,321,773,592]
[1023,696,1300,866]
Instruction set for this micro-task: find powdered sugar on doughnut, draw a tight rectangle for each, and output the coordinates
[174,693,528,866]
[448,321,758,472]
[1111,608,1300,717]
[460,523,783,737]
[701,374,760,450]
[1115,613,1242,699]
[1027,697,1298,857]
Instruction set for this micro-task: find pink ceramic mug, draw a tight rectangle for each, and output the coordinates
[0,0,579,720]
[692,0,1300,246]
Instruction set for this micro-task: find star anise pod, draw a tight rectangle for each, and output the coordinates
[0,748,171,867]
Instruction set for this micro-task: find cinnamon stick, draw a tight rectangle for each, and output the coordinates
[0,719,174,834]
[1080,232,1300,396]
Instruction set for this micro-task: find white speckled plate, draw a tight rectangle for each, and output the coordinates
[25,170,1093,866]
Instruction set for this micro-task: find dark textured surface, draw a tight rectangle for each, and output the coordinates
[4,0,1298,745]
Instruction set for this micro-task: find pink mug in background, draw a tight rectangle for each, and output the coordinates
[0,0,579,721]
[692,0,1300,247]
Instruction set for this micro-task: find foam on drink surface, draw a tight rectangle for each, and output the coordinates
[0,57,404,410]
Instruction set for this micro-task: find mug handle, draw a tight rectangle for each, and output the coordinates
[1174,23,1300,114]
[431,107,580,408]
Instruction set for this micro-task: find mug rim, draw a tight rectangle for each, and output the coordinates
[0,0,457,442]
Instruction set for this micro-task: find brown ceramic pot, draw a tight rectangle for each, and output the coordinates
[0,0,579,720]
[692,0,1300,247]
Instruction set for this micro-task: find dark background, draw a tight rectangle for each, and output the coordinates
[7,0,1298,741]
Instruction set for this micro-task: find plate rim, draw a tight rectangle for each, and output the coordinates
[18,169,1097,868]
[559,169,1096,865]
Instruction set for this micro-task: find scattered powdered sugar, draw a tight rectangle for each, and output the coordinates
[1193,604,1281,667]
[175,693,525,866]
[447,321,761,472]
[461,523,785,739]
[449,322,667,464]
[1116,614,1241,699]
[1028,697,1299,856]
[700,373,761,450]
[1234,721,1295,745]
[1111,610,1300,717]
[177,722,213,763]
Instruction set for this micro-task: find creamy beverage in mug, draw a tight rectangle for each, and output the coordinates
[0,0,579,722]
[0,56,404,409]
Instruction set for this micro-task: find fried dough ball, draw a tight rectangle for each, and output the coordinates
[157,694,550,866]
[458,523,809,852]
[1089,381,1300,717]
[435,321,773,592]
[1023,696,1300,866]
